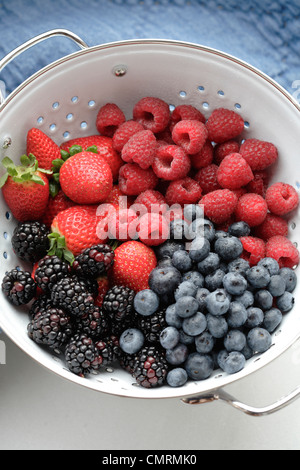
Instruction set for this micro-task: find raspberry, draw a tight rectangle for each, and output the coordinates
[152,144,191,180]
[239,236,266,266]
[239,138,278,171]
[118,163,158,196]
[170,104,205,131]
[165,177,202,206]
[206,108,244,143]
[112,120,144,152]
[232,188,247,200]
[133,96,170,133]
[138,212,170,246]
[134,189,167,215]
[245,170,270,197]
[189,139,214,170]
[265,182,299,216]
[217,153,254,190]
[265,235,299,269]
[214,140,240,165]
[200,189,238,224]
[194,164,221,194]
[104,185,133,208]
[121,129,157,169]
[107,207,139,241]
[172,120,208,155]
[235,193,268,227]
[254,214,289,240]
[96,103,126,137]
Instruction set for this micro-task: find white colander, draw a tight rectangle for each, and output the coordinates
[0,29,299,416]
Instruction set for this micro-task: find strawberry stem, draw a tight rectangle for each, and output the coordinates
[0,154,51,188]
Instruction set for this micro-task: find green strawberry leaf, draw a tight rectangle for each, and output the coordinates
[31,174,46,185]
[86,145,98,154]
[1,157,14,169]
[20,154,31,167]
[60,150,70,161]
[0,173,8,188]
[49,180,59,198]
[47,233,75,265]
[69,145,83,156]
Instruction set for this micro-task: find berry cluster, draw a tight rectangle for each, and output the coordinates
[0,96,299,391]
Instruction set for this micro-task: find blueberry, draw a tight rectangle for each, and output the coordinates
[258,257,280,276]
[224,329,247,352]
[227,301,248,328]
[247,327,272,353]
[187,218,215,243]
[218,350,246,374]
[149,265,181,296]
[234,290,254,308]
[175,280,198,301]
[214,235,243,261]
[246,307,264,328]
[185,352,214,380]
[172,250,192,272]
[133,289,160,316]
[197,252,220,275]
[175,295,199,318]
[157,257,173,268]
[279,267,297,292]
[165,343,189,365]
[214,230,230,242]
[276,291,295,312]
[189,236,210,262]
[254,289,273,311]
[247,265,271,289]
[241,342,254,360]
[195,287,210,311]
[195,331,215,354]
[184,203,204,222]
[267,274,286,297]
[155,240,185,260]
[205,269,225,291]
[263,308,283,333]
[170,218,190,241]
[179,328,195,345]
[223,272,248,296]
[160,326,180,349]
[182,270,204,288]
[207,314,228,338]
[182,311,207,336]
[166,368,188,387]
[206,288,230,316]
[119,328,144,354]
[228,221,251,237]
[228,258,250,277]
[165,304,183,329]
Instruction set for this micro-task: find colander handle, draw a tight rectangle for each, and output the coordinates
[0,29,89,105]
[181,385,300,416]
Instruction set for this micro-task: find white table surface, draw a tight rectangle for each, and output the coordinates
[0,329,300,450]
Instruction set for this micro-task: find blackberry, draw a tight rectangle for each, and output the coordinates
[34,255,71,293]
[2,269,36,305]
[74,305,111,339]
[51,276,95,317]
[75,276,99,297]
[65,334,101,377]
[11,221,50,263]
[132,345,169,388]
[103,285,135,324]
[29,294,53,319]
[136,309,167,344]
[72,244,115,278]
[119,351,136,374]
[95,335,121,366]
[28,305,73,351]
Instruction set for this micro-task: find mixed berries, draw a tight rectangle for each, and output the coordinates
[0,95,299,390]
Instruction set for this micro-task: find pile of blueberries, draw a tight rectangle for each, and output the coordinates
[119,204,297,388]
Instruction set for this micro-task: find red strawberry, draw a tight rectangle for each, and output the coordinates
[51,205,107,257]
[60,135,123,181]
[110,240,157,292]
[94,275,110,307]
[59,151,113,204]
[0,154,50,222]
[27,128,61,173]
[39,189,77,228]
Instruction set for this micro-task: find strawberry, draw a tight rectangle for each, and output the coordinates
[50,204,108,259]
[27,128,61,173]
[94,274,110,307]
[59,151,113,204]
[110,240,157,292]
[60,135,123,181]
[39,189,77,228]
[0,154,50,222]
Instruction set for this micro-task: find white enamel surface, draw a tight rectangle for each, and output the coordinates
[0,40,299,399]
